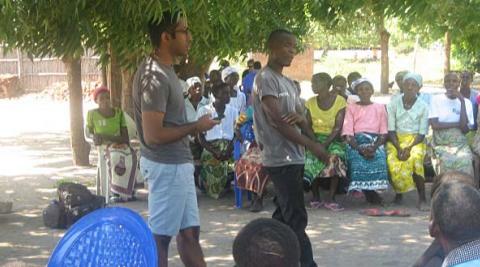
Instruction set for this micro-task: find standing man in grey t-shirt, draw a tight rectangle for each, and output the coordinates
[132,11,218,267]
[253,29,334,267]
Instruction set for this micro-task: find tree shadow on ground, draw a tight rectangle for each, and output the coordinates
[0,131,433,267]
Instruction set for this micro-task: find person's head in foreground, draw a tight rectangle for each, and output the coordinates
[351,78,374,104]
[395,70,409,93]
[431,171,475,198]
[233,218,300,267]
[430,181,480,258]
[312,72,332,98]
[267,29,297,68]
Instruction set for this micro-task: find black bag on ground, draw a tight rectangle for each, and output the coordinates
[57,182,95,208]
[43,200,67,229]
[64,195,105,227]
[43,182,105,229]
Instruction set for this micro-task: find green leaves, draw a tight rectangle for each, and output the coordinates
[1,0,479,73]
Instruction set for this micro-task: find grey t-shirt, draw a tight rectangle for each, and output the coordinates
[252,66,305,167]
[132,57,193,164]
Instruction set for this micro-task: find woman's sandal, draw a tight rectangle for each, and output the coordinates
[323,202,345,212]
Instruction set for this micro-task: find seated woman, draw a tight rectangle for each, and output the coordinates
[197,82,239,199]
[222,67,246,114]
[86,86,135,202]
[342,78,389,204]
[304,73,347,211]
[386,73,429,211]
[184,76,205,188]
[429,72,474,176]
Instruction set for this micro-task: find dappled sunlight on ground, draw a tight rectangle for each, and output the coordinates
[0,95,434,266]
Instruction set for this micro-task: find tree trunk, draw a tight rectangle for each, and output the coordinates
[444,31,451,76]
[101,64,108,86]
[379,14,390,94]
[63,56,90,166]
[121,68,135,117]
[107,45,122,108]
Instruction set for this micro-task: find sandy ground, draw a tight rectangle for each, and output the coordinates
[0,94,437,267]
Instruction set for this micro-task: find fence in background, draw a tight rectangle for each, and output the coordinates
[0,47,101,91]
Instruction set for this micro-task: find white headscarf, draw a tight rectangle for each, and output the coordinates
[351,77,373,92]
[186,76,202,89]
[221,67,238,82]
[403,72,423,87]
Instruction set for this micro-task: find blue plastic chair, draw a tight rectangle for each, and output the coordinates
[48,207,157,267]
[234,139,252,208]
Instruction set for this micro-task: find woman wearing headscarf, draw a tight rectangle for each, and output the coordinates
[184,76,206,188]
[197,82,239,199]
[386,73,429,210]
[429,72,474,176]
[222,67,246,114]
[86,86,136,202]
[342,78,389,204]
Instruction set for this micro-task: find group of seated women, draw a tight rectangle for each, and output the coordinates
[86,67,478,214]
[303,70,477,212]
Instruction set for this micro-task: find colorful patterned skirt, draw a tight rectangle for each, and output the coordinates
[432,128,473,176]
[386,133,426,193]
[235,145,269,195]
[200,139,234,199]
[304,134,347,184]
[346,133,389,191]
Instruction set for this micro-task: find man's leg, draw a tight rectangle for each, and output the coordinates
[177,163,206,267]
[154,235,172,267]
[140,158,187,267]
[177,226,206,267]
[267,165,317,267]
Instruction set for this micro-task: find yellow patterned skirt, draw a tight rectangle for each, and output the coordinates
[386,133,426,193]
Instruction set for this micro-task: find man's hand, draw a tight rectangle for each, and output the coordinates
[282,112,305,126]
[196,114,220,132]
[309,142,329,162]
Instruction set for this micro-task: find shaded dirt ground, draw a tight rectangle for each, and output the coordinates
[0,95,434,267]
